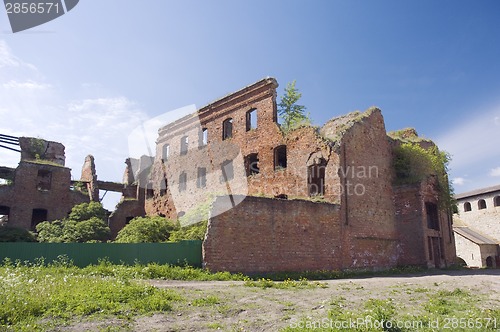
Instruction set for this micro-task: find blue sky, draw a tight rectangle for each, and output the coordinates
[1,0,500,209]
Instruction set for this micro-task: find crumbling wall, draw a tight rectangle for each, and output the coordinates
[19,137,65,166]
[203,195,342,273]
[325,108,400,269]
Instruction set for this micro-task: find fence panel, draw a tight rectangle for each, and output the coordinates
[0,241,202,267]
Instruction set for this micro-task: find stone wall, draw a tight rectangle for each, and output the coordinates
[456,192,500,243]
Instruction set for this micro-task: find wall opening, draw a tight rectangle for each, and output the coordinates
[37,170,52,191]
[222,118,233,140]
[146,182,154,199]
[246,109,257,131]
[274,145,287,170]
[200,128,208,147]
[179,172,187,192]
[426,202,440,230]
[180,136,189,155]
[463,202,471,212]
[221,160,234,182]
[197,167,207,188]
[162,144,170,161]
[31,208,48,230]
[478,199,487,210]
[486,256,494,268]
[245,153,259,176]
[125,216,134,225]
[160,178,167,196]
[308,158,326,196]
[494,196,500,207]
[0,205,10,224]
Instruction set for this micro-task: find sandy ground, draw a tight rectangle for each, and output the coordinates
[62,269,500,332]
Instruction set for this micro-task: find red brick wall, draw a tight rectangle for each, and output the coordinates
[203,195,342,273]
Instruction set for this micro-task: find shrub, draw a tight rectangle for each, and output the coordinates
[0,225,37,242]
[114,216,178,243]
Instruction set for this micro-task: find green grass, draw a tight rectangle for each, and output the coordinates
[0,262,184,330]
[244,278,328,289]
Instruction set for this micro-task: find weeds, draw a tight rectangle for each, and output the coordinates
[244,278,327,289]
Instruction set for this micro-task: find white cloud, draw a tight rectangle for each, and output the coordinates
[495,116,500,125]
[436,106,500,171]
[0,40,155,209]
[452,177,465,185]
[2,80,52,90]
[490,167,500,177]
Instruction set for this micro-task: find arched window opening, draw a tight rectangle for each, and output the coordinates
[0,206,10,224]
[494,196,500,207]
[31,208,48,230]
[200,128,208,147]
[426,202,440,230]
[197,167,207,188]
[222,118,233,140]
[180,136,189,155]
[274,145,287,170]
[478,199,487,210]
[308,158,326,196]
[245,153,259,176]
[246,109,257,131]
[463,202,472,212]
[37,170,52,191]
[179,172,187,192]
[162,144,170,161]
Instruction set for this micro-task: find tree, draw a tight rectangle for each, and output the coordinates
[114,216,178,243]
[36,202,111,243]
[278,80,310,132]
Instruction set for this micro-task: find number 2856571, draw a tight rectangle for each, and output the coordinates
[5,2,60,14]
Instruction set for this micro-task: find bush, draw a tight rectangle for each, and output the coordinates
[114,216,178,243]
[169,220,207,241]
[36,202,111,243]
[0,225,37,242]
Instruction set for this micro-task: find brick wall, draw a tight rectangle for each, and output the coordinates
[203,195,342,273]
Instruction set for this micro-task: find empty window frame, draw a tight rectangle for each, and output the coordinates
[246,109,257,131]
[245,153,259,176]
[222,118,233,140]
[31,208,48,230]
[274,145,287,170]
[221,160,234,182]
[197,167,207,188]
[146,182,154,199]
[0,206,10,224]
[478,199,487,210]
[494,196,500,207]
[162,144,170,161]
[179,172,187,192]
[308,159,326,196]
[426,202,440,230]
[200,128,208,147]
[37,170,52,191]
[160,178,167,196]
[180,136,189,155]
[463,202,472,212]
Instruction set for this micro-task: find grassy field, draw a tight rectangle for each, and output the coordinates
[0,259,499,331]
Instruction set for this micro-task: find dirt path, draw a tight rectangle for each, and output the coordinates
[131,269,500,332]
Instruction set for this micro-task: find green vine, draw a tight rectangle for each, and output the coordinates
[393,142,454,210]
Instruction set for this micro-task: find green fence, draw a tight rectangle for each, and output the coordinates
[0,241,202,267]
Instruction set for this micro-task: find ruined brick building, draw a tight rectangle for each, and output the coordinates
[0,136,89,230]
[0,78,457,273]
[453,185,500,268]
[112,77,456,273]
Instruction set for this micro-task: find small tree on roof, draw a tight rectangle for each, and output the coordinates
[278,80,310,133]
